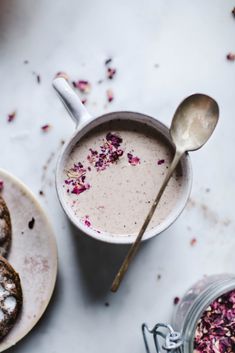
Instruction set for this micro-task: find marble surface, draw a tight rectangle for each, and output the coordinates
[0,0,235,352]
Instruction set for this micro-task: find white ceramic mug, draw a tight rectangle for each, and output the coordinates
[53,77,192,244]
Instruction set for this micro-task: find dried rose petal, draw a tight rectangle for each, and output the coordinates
[55,72,70,81]
[33,72,41,84]
[41,124,51,132]
[0,181,4,192]
[82,215,91,227]
[106,89,114,102]
[190,238,197,246]
[226,53,235,61]
[107,67,116,79]
[127,152,140,166]
[106,132,122,148]
[28,217,35,229]
[86,132,124,172]
[71,183,90,195]
[232,7,235,17]
[64,161,91,196]
[73,80,91,93]
[194,289,235,353]
[157,159,165,165]
[81,98,87,105]
[105,58,112,65]
[7,111,16,122]
[173,297,180,305]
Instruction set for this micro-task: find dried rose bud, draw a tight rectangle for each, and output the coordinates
[232,7,235,17]
[226,53,235,61]
[8,111,16,122]
[0,180,4,191]
[107,67,116,79]
[41,124,51,132]
[157,159,165,165]
[106,89,114,102]
[55,72,70,81]
[73,80,91,93]
[81,98,87,105]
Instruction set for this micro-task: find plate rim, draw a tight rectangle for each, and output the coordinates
[0,168,58,352]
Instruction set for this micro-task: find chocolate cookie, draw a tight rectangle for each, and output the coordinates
[0,196,11,258]
[0,256,22,339]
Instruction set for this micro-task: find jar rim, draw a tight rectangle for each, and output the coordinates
[182,276,235,353]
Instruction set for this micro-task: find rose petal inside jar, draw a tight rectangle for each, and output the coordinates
[194,289,235,353]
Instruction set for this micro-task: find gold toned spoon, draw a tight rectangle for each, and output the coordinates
[111,93,219,292]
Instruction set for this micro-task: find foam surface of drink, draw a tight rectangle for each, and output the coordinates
[63,120,183,236]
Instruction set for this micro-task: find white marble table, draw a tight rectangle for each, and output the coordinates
[0,0,235,352]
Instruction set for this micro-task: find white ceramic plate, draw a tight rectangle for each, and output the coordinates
[0,169,57,352]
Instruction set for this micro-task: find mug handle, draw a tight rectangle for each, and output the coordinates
[52,77,91,128]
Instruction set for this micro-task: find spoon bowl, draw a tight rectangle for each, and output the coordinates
[171,94,219,152]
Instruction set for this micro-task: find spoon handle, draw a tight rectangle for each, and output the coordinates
[111,150,184,292]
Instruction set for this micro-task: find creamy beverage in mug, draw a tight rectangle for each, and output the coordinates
[62,119,183,236]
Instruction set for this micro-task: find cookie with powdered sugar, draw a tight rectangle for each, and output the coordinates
[0,196,11,258]
[0,256,22,339]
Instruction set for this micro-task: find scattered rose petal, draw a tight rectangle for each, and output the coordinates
[41,124,51,132]
[190,238,197,246]
[0,181,4,192]
[8,111,16,123]
[226,53,235,61]
[157,159,165,165]
[173,297,180,305]
[87,133,124,171]
[107,67,116,79]
[106,132,122,148]
[55,72,70,81]
[105,58,112,66]
[28,217,35,229]
[107,89,114,102]
[33,72,41,84]
[71,183,90,195]
[127,152,140,166]
[83,215,91,227]
[73,80,91,93]
[64,162,91,196]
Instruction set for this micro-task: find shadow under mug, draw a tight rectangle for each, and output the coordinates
[53,77,192,244]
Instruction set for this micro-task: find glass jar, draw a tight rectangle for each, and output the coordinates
[142,274,235,353]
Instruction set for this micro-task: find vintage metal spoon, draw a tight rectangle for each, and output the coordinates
[111,93,219,292]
